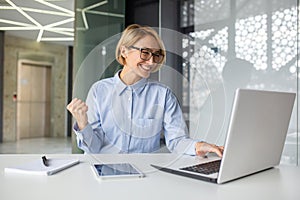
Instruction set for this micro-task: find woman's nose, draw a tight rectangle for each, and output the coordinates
[145,56,155,64]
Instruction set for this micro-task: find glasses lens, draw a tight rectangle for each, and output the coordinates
[153,54,163,63]
[140,49,152,61]
[139,48,164,63]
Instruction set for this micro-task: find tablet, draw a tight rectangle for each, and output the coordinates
[92,163,145,179]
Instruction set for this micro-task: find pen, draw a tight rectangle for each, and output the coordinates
[42,156,49,167]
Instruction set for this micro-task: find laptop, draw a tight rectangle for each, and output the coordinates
[151,89,296,184]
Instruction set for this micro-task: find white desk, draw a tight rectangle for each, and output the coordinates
[0,154,299,200]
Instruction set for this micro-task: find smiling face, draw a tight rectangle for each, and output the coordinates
[120,35,161,85]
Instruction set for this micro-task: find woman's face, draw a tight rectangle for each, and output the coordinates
[121,35,161,84]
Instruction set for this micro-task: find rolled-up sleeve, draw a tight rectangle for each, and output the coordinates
[73,122,105,153]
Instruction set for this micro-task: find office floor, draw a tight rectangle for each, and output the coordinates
[0,137,72,154]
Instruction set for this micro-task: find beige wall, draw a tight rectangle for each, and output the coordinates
[3,34,68,142]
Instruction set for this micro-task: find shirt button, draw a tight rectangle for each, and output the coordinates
[128,98,131,101]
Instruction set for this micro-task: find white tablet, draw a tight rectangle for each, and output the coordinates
[92,163,145,180]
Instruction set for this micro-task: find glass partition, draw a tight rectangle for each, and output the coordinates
[72,0,125,152]
[180,0,298,165]
[74,0,125,100]
[72,0,299,163]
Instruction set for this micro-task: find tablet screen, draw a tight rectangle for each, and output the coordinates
[93,163,144,179]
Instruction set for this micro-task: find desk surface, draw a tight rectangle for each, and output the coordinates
[0,154,299,200]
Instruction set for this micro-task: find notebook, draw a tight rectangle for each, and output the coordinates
[151,89,296,184]
[5,157,80,176]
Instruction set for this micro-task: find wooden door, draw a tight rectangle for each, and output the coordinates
[17,62,51,139]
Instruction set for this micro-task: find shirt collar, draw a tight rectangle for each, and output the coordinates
[114,70,147,96]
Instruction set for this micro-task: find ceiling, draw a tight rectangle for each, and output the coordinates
[0,0,74,46]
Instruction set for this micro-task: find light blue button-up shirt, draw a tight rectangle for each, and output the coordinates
[74,70,197,154]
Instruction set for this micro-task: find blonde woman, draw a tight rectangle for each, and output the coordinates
[67,24,223,156]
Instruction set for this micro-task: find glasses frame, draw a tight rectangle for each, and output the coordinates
[129,46,164,64]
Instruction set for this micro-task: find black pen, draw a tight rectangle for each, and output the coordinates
[42,156,49,167]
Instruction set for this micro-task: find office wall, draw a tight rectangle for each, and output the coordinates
[0,31,3,143]
[3,35,67,141]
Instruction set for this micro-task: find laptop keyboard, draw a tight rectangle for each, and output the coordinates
[180,160,221,175]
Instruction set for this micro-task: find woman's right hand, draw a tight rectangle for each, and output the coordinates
[66,98,89,130]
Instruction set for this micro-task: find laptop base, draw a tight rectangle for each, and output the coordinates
[151,164,218,183]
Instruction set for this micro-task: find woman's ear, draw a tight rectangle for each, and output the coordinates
[120,46,127,58]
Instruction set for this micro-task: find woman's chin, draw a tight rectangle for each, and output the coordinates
[139,67,152,78]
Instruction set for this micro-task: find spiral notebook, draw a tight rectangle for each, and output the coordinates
[5,157,80,176]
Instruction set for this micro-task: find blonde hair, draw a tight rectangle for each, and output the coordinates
[115,24,166,72]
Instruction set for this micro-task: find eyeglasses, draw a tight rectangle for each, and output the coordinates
[129,46,164,64]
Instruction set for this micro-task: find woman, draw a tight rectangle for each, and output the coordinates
[67,24,223,156]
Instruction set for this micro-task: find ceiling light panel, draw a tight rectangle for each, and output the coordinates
[0,0,74,45]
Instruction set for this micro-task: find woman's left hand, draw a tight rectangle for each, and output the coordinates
[195,142,224,157]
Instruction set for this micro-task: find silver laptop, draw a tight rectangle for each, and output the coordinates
[151,89,296,184]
